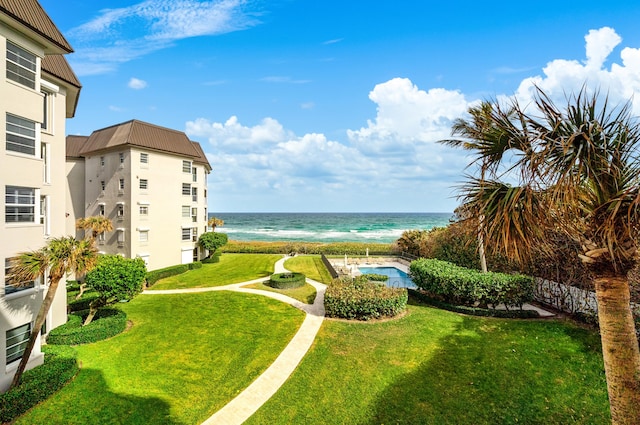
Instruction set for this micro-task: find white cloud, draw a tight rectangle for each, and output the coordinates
[67,0,262,76]
[128,77,148,89]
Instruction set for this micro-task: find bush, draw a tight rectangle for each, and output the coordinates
[68,293,99,312]
[198,232,228,254]
[146,264,189,286]
[189,261,203,270]
[409,258,534,309]
[325,276,408,320]
[268,272,306,289]
[0,345,78,423]
[47,308,127,345]
[363,273,389,282]
[221,240,394,255]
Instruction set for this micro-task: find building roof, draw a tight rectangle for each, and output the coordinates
[0,0,73,53]
[66,135,88,158]
[42,55,81,88]
[77,120,212,170]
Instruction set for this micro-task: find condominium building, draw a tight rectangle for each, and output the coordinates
[0,0,81,391]
[66,120,212,271]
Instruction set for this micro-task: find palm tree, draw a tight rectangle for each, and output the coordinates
[207,217,224,232]
[74,216,113,299]
[7,236,98,390]
[440,87,640,424]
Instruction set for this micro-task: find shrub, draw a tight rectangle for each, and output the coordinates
[409,258,534,309]
[0,345,78,423]
[47,308,127,345]
[202,253,220,264]
[221,240,394,255]
[198,232,228,255]
[189,261,203,270]
[268,272,306,289]
[325,276,408,320]
[67,292,99,312]
[363,273,389,282]
[146,264,190,286]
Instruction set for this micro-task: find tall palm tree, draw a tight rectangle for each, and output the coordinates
[74,216,113,299]
[440,87,640,424]
[76,215,113,240]
[7,236,98,390]
[207,217,224,232]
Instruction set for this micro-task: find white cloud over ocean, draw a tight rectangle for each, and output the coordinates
[188,27,640,212]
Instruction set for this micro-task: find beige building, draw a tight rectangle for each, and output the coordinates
[66,120,212,271]
[0,0,81,391]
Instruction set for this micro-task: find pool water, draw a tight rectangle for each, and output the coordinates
[358,266,416,288]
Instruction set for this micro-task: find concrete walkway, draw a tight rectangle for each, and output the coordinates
[142,256,326,425]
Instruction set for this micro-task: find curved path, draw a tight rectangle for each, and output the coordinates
[142,256,326,425]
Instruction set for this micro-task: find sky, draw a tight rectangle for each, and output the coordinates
[39,0,640,213]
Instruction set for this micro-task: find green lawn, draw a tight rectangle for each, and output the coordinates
[247,299,610,425]
[15,292,304,425]
[243,281,317,304]
[149,254,282,290]
[283,255,333,284]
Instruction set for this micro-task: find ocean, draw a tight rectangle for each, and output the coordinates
[209,212,453,243]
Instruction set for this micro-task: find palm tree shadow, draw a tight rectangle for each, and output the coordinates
[23,368,184,425]
[361,315,609,425]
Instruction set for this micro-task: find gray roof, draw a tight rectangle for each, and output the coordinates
[75,120,212,170]
[0,0,73,53]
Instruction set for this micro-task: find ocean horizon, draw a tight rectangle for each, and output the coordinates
[208,212,454,243]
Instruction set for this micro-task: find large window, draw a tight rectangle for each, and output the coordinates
[5,186,35,223]
[191,207,197,223]
[182,205,190,217]
[181,228,191,241]
[192,187,197,202]
[139,230,149,243]
[4,257,35,295]
[182,160,192,173]
[192,167,197,182]
[6,323,31,364]
[117,230,125,247]
[6,114,37,155]
[6,41,36,89]
[139,179,148,190]
[140,153,148,164]
[182,183,191,196]
[139,205,149,216]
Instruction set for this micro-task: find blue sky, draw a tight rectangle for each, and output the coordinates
[40,0,640,213]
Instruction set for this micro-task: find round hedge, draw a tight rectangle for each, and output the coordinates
[324,276,408,321]
[47,308,127,345]
[268,272,306,289]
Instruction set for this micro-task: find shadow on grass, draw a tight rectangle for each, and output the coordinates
[363,315,610,425]
[16,368,184,425]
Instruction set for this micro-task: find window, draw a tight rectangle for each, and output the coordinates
[116,203,124,218]
[117,230,125,247]
[100,180,105,191]
[139,230,149,242]
[139,205,148,216]
[140,153,148,165]
[191,207,197,223]
[182,183,191,195]
[192,167,197,182]
[192,227,198,242]
[6,114,37,155]
[139,179,148,190]
[181,228,191,241]
[182,205,190,218]
[6,323,31,364]
[119,178,125,191]
[204,189,207,199]
[192,187,197,202]
[6,41,36,89]
[182,160,192,173]
[5,186,35,223]
[98,232,105,245]
[41,143,50,183]
[100,156,105,167]
[119,152,125,166]
[98,204,105,216]
[41,91,50,131]
[4,258,35,295]
[40,195,49,236]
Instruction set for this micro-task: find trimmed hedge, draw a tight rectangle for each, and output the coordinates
[0,345,78,423]
[189,261,203,270]
[146,264,189,286]
[202,252,221,263]
[363,273,389,282]
[268,272,306,289]
[325,276,408,320]
[408,289,540,319]
[409,258,534,309]
[68,293,99,312]
[221,240,394,255]
[47,308,127,345]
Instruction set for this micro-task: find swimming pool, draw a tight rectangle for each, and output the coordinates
[358,266,416,288]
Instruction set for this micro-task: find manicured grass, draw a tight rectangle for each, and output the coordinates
[149,254,282,290]
[283,255,333,284]
[15,291,304,425]
[247,299,610,424]
[243,281,317,304]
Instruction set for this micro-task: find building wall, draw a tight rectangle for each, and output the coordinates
[0,24,70,391]
[65,157,85,239]
[80,147,208,271]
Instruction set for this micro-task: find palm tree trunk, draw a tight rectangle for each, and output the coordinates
[9,276,61,390]
[478,214,488,273]
[594,275,640,424]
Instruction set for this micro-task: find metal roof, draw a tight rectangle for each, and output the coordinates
[42,55,81,88]
[191,141,211,170]
[0,0,73,53]
[65,135,88,158]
